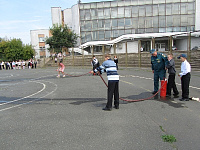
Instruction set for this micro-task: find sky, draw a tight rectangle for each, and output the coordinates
[0,0,111,45]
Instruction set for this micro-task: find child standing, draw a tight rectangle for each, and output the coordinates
[57,62,66,78]
[177,54,191,101]
[98,54,119,111]
[165,54,179,97]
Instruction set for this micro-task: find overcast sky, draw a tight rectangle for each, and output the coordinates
[0,0,111,45]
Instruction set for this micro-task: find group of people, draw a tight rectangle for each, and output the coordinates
[51,52,64,64]
[150,49,191,101]
[91,55,118,75]
[56,50,191,111]
[0,59,37,70]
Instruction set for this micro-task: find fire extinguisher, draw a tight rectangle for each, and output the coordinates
[160,79,167,97]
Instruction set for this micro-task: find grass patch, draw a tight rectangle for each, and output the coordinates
[161,135,177,143]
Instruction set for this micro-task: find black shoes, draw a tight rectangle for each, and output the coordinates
[173,93,179,96]
[179,98,189,101]
[152,91,157,94]
[102,107,112,111]
[103,106,119,111]
[113,106,119,109]
[166,94,171,97]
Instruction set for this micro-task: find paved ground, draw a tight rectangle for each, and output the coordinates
[0,67,200,150]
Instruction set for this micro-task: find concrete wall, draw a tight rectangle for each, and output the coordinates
[51,7,62,26]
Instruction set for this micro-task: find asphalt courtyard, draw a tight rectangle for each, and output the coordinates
[0,67,200,150]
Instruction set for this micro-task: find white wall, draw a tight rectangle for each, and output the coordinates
[175,37,200,50]
[63,8,72,28]
[195,0,200,31]
[30,29,50,59]
[51,7,62,26]
[127,41,138,53]
[71,4,81,46]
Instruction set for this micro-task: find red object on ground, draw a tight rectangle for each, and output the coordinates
[160,79,167,97]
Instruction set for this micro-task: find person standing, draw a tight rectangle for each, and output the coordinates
[34,60,37,69]
[114,55,118,70]
[165,54,179,97]
[140,46,143,52]
[92,55,100,75]
[150,49,168,94]
[97,53,119,111]
[57,62,66,78]
[177,54,191,101]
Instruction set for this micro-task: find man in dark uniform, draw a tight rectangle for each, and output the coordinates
[150,49,168,94]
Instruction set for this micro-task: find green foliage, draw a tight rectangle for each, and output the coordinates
[161,135,177,143]
[46,24,78,53]
[0,38,34,61]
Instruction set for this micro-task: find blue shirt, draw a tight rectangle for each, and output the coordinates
[100,59,119,82]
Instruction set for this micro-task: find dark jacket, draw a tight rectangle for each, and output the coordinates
[166,59,176,74]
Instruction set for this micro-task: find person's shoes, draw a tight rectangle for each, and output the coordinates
[102,107,112,111]
[173,93,179,96]
[63,75,65,77]
[179,98,189,101]
[56,75,60,78]
[152,91,157,94]
[166,94,171,97]
[113,106,119,109]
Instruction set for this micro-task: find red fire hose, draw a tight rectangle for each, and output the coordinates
[98,72,167,102]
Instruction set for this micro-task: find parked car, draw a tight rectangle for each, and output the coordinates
[172,46,177,50]
[166,46,177,51]
[191,46,200,51]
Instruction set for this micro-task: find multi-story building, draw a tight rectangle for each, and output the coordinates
[51,0,200,54]
[30,29,51,59]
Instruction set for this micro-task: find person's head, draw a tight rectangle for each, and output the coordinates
[177,54,187,62]
[105,53,111,60]
[150,49,157,57]
[93,55,95,58]
[167,54,173,61]
[114,55,117,58]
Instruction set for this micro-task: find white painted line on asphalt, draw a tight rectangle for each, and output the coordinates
[120,75,200,90]
[0,80,58,112]
[0,81,46,106]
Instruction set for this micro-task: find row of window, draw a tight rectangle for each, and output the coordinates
[81,26,195,43]
[80,2,195,20]
[80,14,195,31]
[79,0,194,9]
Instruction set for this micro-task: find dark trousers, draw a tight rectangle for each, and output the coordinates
[181,73,191,99]
[167,74,179,95]
[106,81,119,108]
[154,70,166,92]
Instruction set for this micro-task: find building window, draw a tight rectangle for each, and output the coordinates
[104,8,110,19]
[111,8,117,18]
[39,37,45,42]
[91,9,98,19]
[98,9,104,19]
[118,7,124,18]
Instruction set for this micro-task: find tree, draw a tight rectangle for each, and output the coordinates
[46,24,78,53]
[0,38,34,61]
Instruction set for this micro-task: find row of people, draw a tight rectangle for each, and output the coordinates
[0,60,37,70]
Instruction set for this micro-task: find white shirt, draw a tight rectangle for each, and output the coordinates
[179,60,191,77]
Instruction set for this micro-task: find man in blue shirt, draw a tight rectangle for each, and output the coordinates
[150,49,168,94]
[98,53,119,111]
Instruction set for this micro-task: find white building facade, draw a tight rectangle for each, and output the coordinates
[30,29,50,59]
[51,0,200,54]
